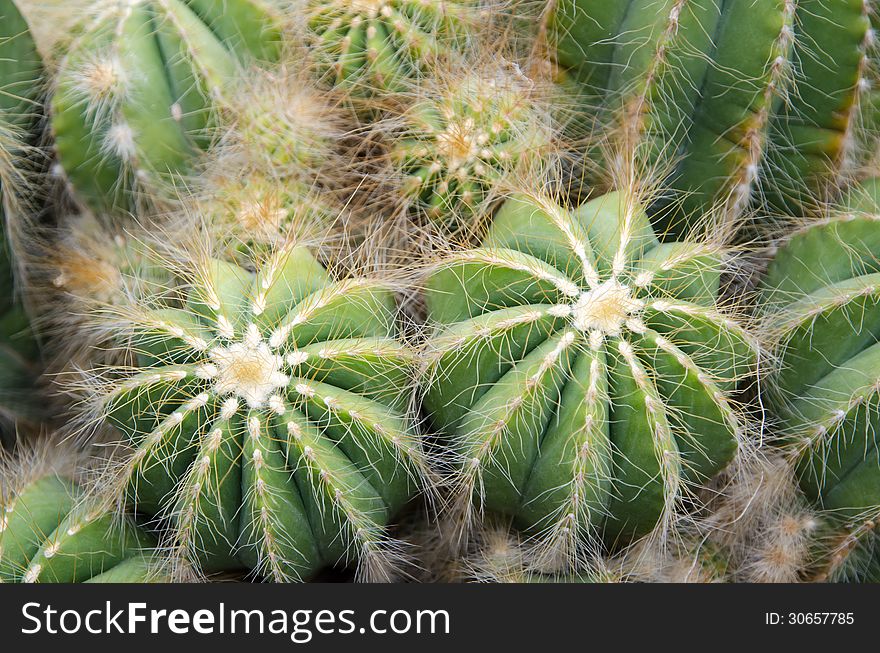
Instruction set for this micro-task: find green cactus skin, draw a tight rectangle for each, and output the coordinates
[306,1,484,96]
[0,0,45,448]
[550,0,871,234]
[51,0,283,213]
[97,243,427,581]
[392,67,554,222]
[0,473,163,583]
[760,178,880,582]
[423,191,756,560]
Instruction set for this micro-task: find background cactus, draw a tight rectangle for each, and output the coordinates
[0,0,47,447]
[548,0,874,234]
[0,440,168,583]
[386,60,559,227]
[85,237,429,581]
[50,0,285,213]
[422,188,757,571]
[756,176,880,581]
[305,0,489,98]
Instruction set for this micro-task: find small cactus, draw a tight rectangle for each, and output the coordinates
[85,238,429,581]
[306,0,486,96]
[50,0,284,213]
[388,61,557,224]
[422,189,757,569]
[0,441,167,583]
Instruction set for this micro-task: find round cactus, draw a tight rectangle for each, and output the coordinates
[550,0,872,233]
[0,443,166,583]
[759,177,880,581]
[423,190,757,566]
[306,0,485,95]
[390,63,556,222]
[50,0,284,213]
[89,240,428,581]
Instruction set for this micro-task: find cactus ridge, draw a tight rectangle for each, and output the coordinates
[51,0,284,212]
[87,240,428,581]
[552,0,872,232]
[423,189,757,568]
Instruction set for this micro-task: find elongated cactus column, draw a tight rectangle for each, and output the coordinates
[94,242,427,581]
[550,0,872,232]
[51,0,283,212]
[423,191,756,566]
[760,178,880,582]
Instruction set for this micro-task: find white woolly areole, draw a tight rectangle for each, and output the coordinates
[571,279,643,335]
[209,341,289,408]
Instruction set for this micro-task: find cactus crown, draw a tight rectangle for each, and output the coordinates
[422,189,757,569]
[87,238,429,581]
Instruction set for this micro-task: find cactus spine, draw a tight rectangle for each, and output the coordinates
[423,189,757,569]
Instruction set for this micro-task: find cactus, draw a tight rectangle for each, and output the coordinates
[192,66,348,251]
[549,0,873,233]
[388,61,557,224]
[0,441,167,583]
[758,177,880,581]
[422,189,757,570]
[0,0,47,447]
[84,238,428,581]
[50,0,284,213]
[305,0,487,97]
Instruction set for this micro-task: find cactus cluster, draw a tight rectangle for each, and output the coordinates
[1,0,880,585]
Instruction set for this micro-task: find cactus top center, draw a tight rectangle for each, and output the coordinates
[435,117,485,171]
[570,279,642,335]
[208,333,289,408]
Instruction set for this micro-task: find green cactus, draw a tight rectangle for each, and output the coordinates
[89,240,428,581]
[0,0,46,447]
[423,190,757,566]
[759,177,880,582]
[550,0,872,234]
[50,0,284,213]
[306,0,485,96]
[0,445,166,583]
[390,64,556,223]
